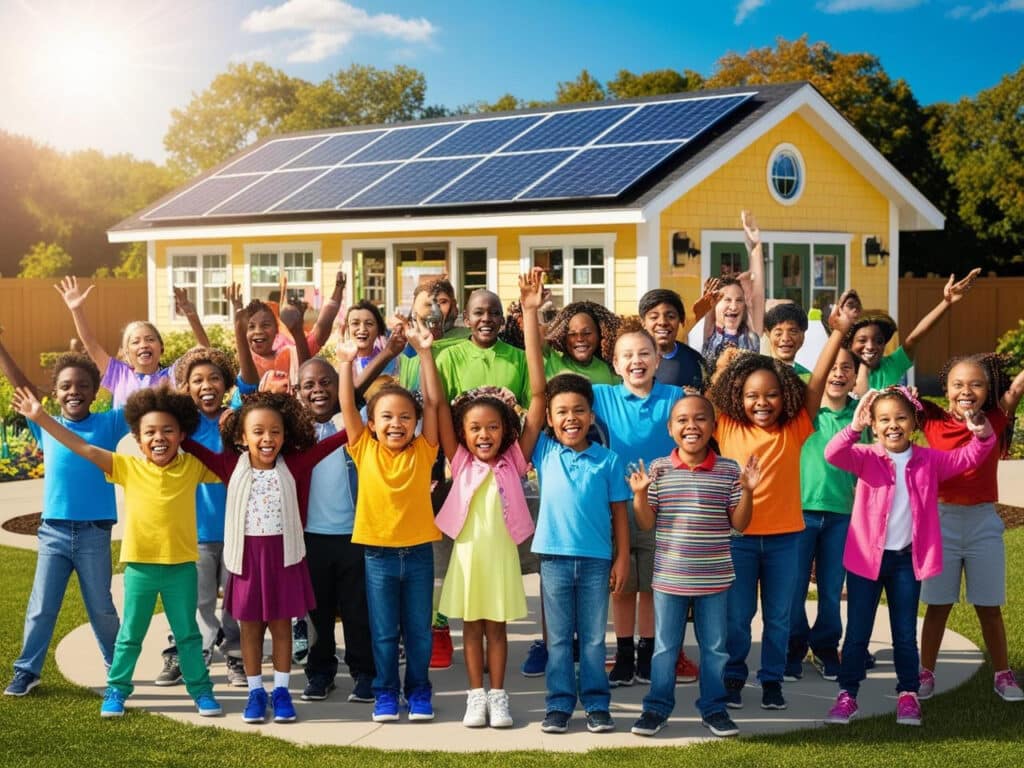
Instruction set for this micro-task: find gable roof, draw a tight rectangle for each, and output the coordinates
[109,82,942,242]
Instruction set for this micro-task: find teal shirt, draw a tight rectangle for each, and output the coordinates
[543,348,621,385]
[800,399,859,513]
[435,338,530,405]
[868,345,912,389]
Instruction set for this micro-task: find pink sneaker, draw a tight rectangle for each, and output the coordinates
[896,691,922,726]
[824,690,858,724]
[918,668,935,700]
[994,670,1024,702]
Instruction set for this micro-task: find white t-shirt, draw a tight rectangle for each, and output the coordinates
[884,447,913,551]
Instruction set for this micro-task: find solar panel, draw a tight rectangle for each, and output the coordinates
[502,106,635,152]
[217,137,326,175]
[428,151,573,205]
[270,164,396,212]
[520,143,685,200]
[421,116,544,158]
[345,123,464,163]
[207,170,323,215]
[344,159,478,208]
[597,94,751,145]
[144,175,266,219]
[282,131,386,169]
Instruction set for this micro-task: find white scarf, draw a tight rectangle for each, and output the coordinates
[223,453,304,575]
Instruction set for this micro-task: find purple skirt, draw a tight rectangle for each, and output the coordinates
[223,534,316,622]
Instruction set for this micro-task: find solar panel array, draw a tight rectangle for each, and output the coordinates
[143,92,754,221]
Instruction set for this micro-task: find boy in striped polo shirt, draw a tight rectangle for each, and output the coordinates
[627,396,759,738]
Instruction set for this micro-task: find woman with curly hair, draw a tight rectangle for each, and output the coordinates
[706,295,855,711]
[181,392,350,725]
[918,353,1024,702]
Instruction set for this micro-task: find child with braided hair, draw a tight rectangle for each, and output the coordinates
[918,353,1024,702]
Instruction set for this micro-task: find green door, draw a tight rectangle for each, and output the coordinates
[709,242,749,280]
[772,243,810,308]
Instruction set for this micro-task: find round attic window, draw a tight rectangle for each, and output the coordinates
[767,144,804,205]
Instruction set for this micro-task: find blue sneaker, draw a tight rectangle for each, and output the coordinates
[195,692,222,717]
[407,686,434,721]
[373,691,400,722]
[272,686,297,723]
[521,640,547,677]
[4,670,40,697]
[243,688,268,723]
[100,687,126,718]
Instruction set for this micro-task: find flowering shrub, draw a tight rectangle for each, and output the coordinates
[0,429,44,482]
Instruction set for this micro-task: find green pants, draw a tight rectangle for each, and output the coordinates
[107,562,212,698]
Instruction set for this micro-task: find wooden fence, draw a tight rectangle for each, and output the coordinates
[0,277,147,391]
[899,275,1024,392]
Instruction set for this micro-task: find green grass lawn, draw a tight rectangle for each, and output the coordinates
[1,533,1021,768]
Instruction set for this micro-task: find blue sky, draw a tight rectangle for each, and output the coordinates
[0,0,1021,163]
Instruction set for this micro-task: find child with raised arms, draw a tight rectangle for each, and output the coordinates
[337,317,442,723]
[918,354,1024,702]
[627,395,759,738]
[12,384,222,718]
[823,388,995,726]
[1,331,124,698]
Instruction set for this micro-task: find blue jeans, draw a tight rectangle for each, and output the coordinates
[725,532,799,684]
[539,555,611,714]
[643,589,729,719]
[789,511,850,658]
[14,519,119,677]
[363,543,433,697]
[838,548,921,697]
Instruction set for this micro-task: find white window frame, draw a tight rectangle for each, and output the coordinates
[518,233,616,309]
[242,241,322,310]
[166,245,231,323]
[766,143,805,206]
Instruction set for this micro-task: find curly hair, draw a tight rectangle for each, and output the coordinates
[244,298,274,320]
[451,387,521,456]
[707,352,807,426]
[174,346,238,392]
[51,352,100,392]
[939,353,1011,414]
[220,392,316,454]
[365,383,422,423]
[544,301,622,363]
[545,371,594,407]
[764,302,808,332]
[870,387,923,431]
[124,383,199,439]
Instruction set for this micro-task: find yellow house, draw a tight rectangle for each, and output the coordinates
[109,82,942,346]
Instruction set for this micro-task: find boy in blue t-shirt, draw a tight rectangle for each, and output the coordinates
[0,341,126,697]
[531,372,630,734]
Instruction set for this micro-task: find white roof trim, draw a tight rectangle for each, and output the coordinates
[108,208,645,243]
[641,85,944,232]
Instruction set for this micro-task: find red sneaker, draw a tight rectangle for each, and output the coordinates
[429,626,453,670]
[676,650,699,683]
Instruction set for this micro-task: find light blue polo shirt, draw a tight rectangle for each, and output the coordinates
[192,412,228,543]
[531,431,630,560]
[30,409,129,522]
[592,380,684,466]
[306,419,356,535]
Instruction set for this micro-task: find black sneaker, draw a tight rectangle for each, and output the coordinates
[154,651,182,686]
[631,710,667,736]
[608,652,635,687]
[635,640,653,684]
[586,709,615,733]
[864,652,877,670]
[541,710,571,733]
[348,675,374,703]
[701,710,739,737]
[784,655,804,681]
[761,681,787,710]
[301,675,335,701]
[725,677,744,709]
[811,648,841,681]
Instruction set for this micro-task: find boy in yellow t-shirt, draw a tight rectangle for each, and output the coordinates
[12,384,222,719]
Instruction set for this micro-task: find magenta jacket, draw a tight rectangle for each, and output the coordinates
[824,426,995,581]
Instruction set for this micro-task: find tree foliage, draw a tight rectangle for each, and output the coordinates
[555,69,606,103]
[19,242,72,278]
[607,68,704,98]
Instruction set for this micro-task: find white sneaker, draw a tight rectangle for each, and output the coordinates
[487,688,513,728]
[463,688,488,728]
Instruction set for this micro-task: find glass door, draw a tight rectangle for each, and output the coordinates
[709,242,749,280]
[772,243,810,308]
[811,245,845,312]
[354,249,387,311]
[396,244,448,312]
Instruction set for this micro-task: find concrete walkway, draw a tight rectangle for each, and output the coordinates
[3,467,1013,752]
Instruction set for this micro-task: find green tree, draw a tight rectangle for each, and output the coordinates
[94,242,146,279]
[18,242,71,278]
[281,64,427,131]
[607,68,704,98]
[163,62,307,177]
[555,69,606,103]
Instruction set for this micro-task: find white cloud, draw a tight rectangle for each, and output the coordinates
[735,0,768,24]
[241,0,436,62]
[945,0,1024,20]
[817,0,923,11]
[946,4,974,17]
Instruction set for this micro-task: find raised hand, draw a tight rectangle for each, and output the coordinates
[335,338,360,365]
[334,269,347,293]
[626,459,652,495]
[944,268,981,304]
[740,454,761,491]
[54,276,94,311]
[518,267,546,311]
[405,316,434,352]
[224,283,245,316]
[962,408,993,439]
[11,386,44,422]
[173,287,197,318]
[383,320,408,357]
[741,210,760,247]
[851,389,879,432]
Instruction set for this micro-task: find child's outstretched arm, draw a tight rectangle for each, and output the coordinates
[281,301,312,367]
[1000,366,1024,415]
[934,408,996,480]
[902,269,981,360]
[628,460,655,531]
[0,327,44,399]
[730,455,759,532]
[698,277,721,343]
[741,210,765,335]
[407,318,439,447]
[336,340,365,444]
[226,284,259,386]
[54,276,111,373]
[806,291,857,420]
[12,386,113,475]
[518,268,548,459]
[173,287,211,349]
[310,269,346,349]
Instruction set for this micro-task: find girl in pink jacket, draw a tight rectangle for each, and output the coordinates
[821,387,994,728]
